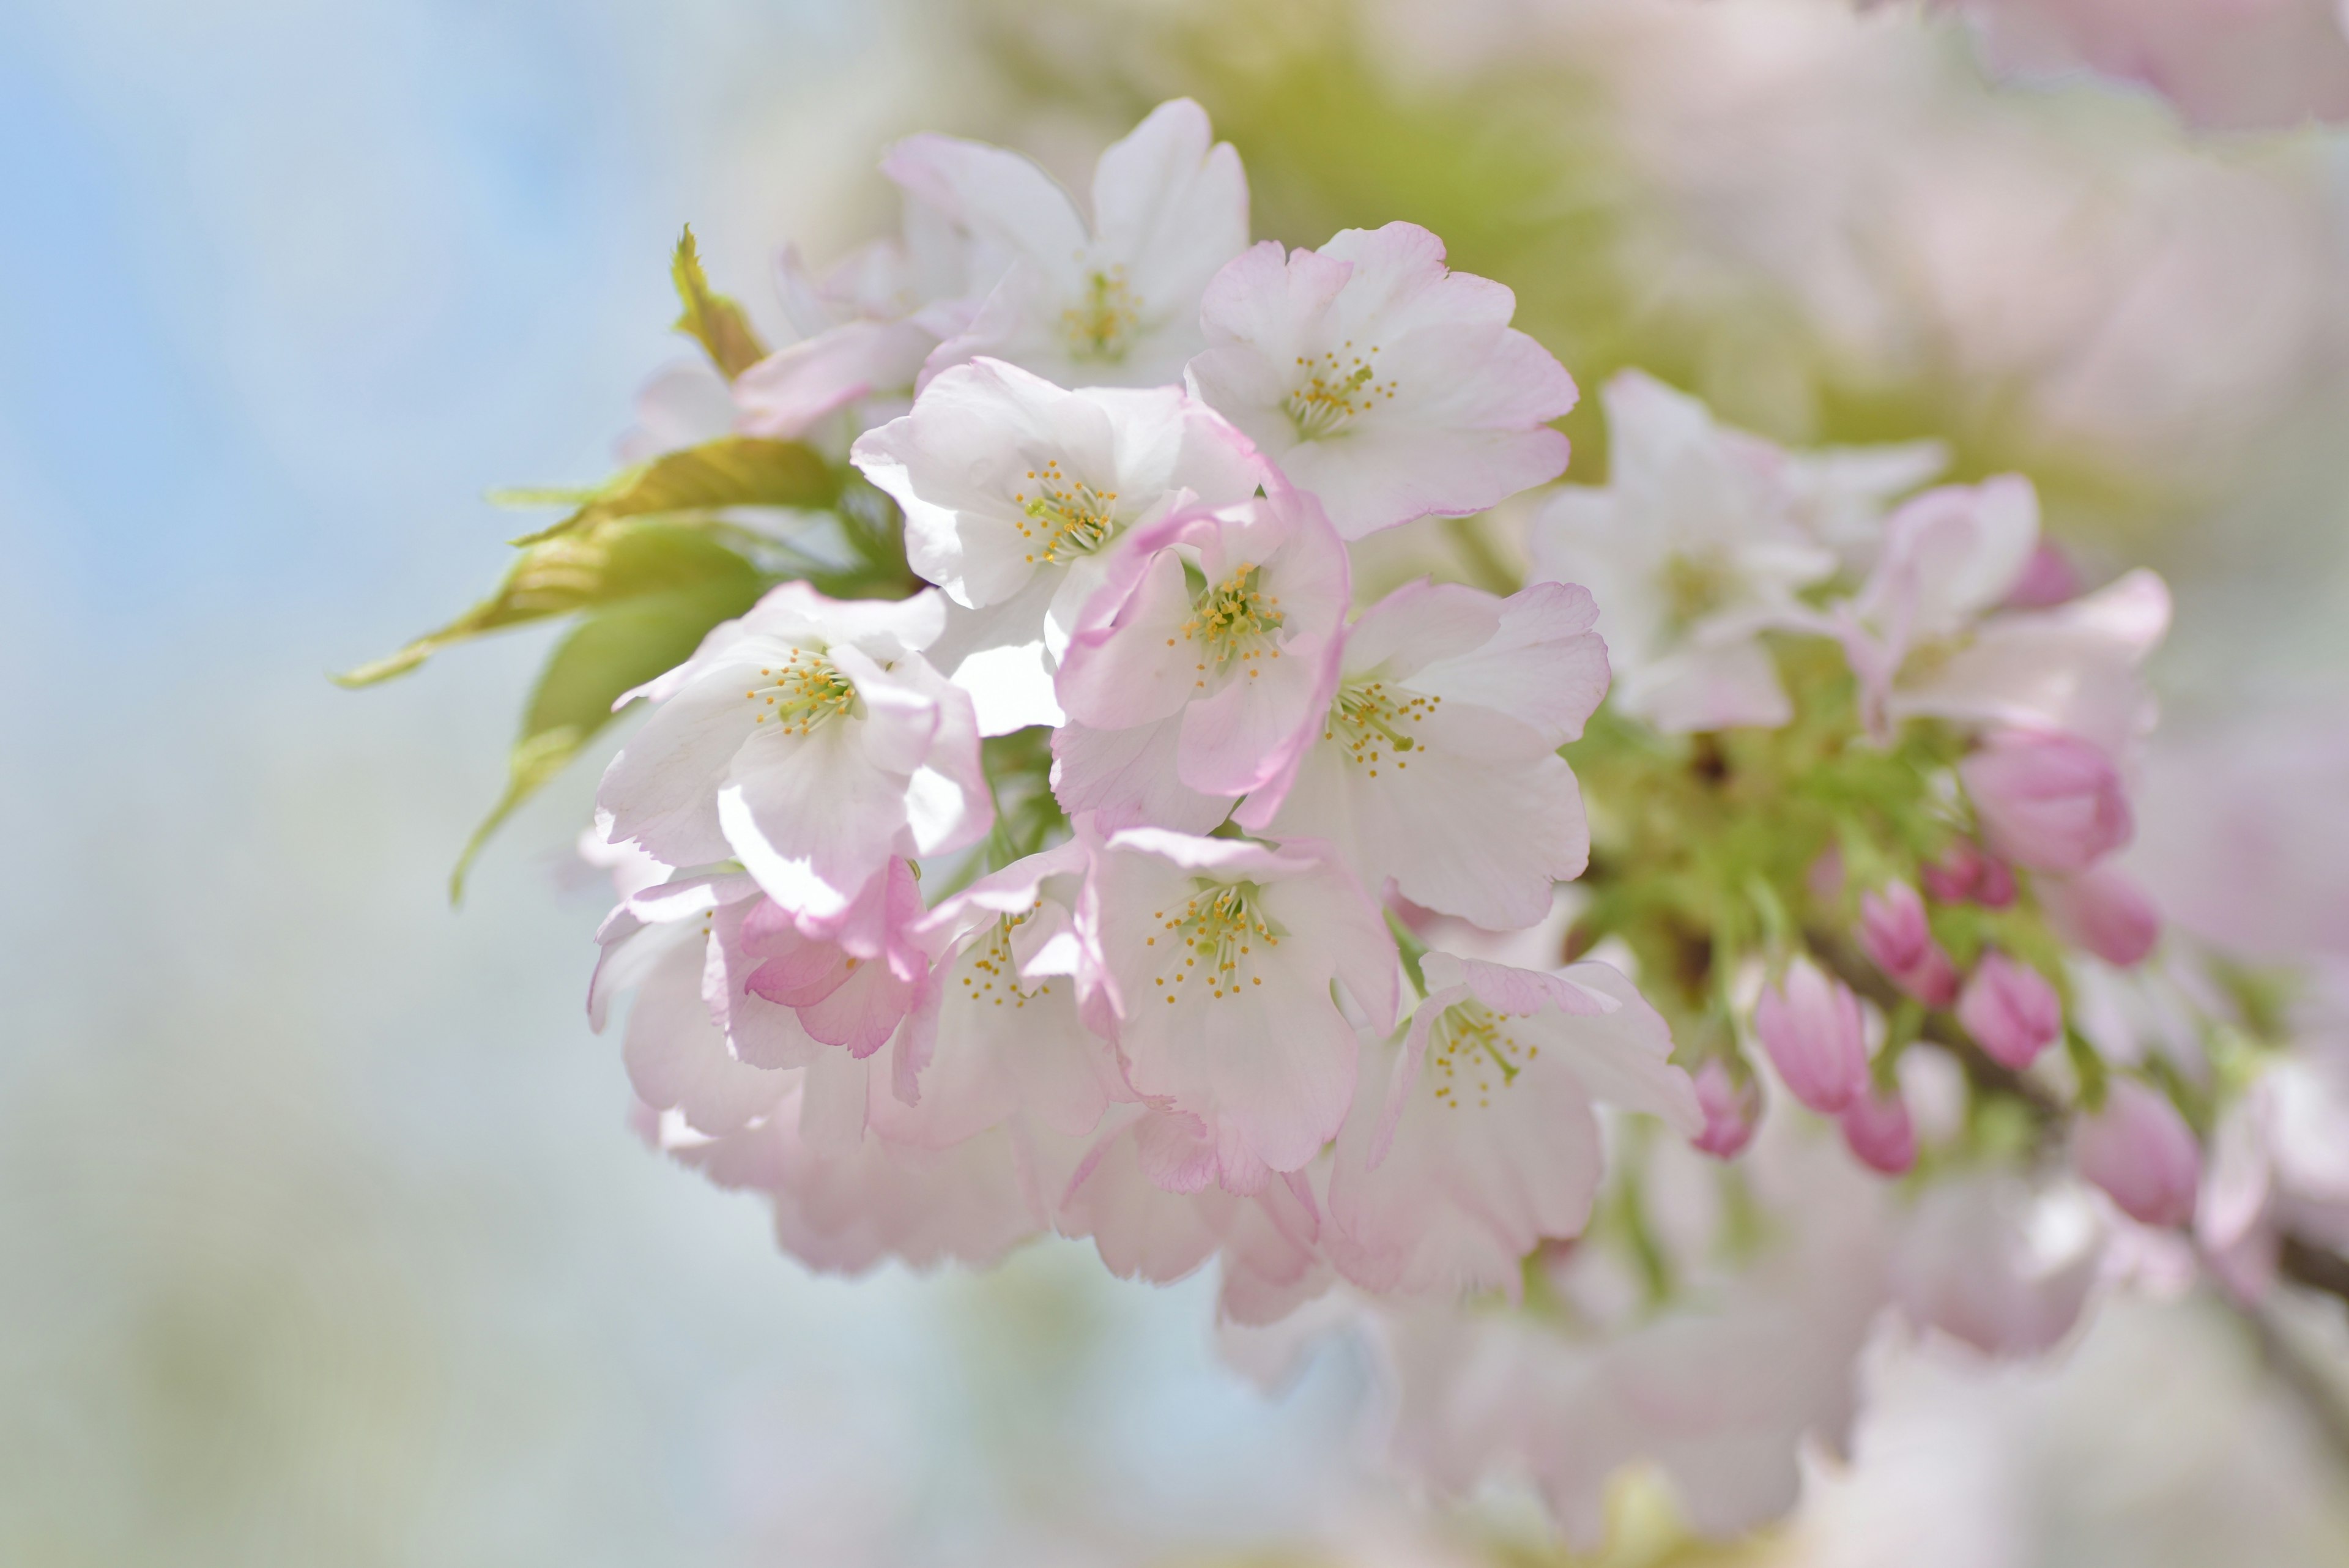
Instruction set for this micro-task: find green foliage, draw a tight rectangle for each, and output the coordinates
[334,519,764,687]
[449,575,764,900]
[670,225,770,380]
[507,436,838,548]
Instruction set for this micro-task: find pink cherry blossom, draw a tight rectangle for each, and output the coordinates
[1252,579,1608,930]
[878,841,1128,1148]
[590,868,794,1137]
[2037,863,2162,967]
[733,858,929,1060]
[850,357,1274,734]
[2075,1079,2202,1229]
[1080,827,1398,1189]
[672,1088,1045,1275]
[596,584,990,920]
[1053,487,1351,826]
[1186,221,1576,538]
[1753,956,1869,1114]
[1327,955,1696,1298]
[1857,881,1960,1007]
[1840,1080,1918,1176]
[888,99,1248,390]
[1526,371,1838,733]
[1956,953,2064,1071]
[1961,728,2134,874]
[2005,540,2082,609]
[1690,1059,1762,1159]
[1920,839,2017,908]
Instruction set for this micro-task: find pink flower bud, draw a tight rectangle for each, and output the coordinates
[1754,957,1869,1114]
[1921,839,2016,908]
[1959,730,2133,874]
[1841,1081,1917,1175]
[2003,541,2081,609]
[2076,1079,2201,1228]
[1858,882,1960,1006]
[1956,953,2063,1070]
[2037,864,2161,967]
[1690,1059,1761,1159]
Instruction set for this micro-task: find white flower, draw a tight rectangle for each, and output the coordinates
[1527,371,1838,732]
[1186,221,1577,538]
[1252,578,1609,930]
[850,357,1274,734]
[885,98,1249,390]
[596,584,989,920]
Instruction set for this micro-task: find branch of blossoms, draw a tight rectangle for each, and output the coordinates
[349,94,2349,1550]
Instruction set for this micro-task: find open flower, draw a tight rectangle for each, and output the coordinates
[850,358,1274,734]
[1081,827,1398,1190]
[1250,579,1608,930]
[1186,221,1576,538]
[1327,954,1698,1298]
[596,584,990,920]
[877,841,1129,1149]
[886,98,1248,390]
[1053,488,1351,828]
[1527,371,1838,732]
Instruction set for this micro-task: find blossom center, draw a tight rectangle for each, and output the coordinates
[1429,1001,1536,1110]
[1061,267,1142,363]
[1325,678,1437,777]
[1145,880,1282,1003]
[1183,563,1285,688]
[744,649,856,733]
[1012,459,1119,565]
[1283,343,1395,441]
[1659,550,1739,633]
[957,911,1052,1009]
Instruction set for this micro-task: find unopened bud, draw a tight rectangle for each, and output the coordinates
[1754,957,1869,1114]
[2037,864,2161,967]
[2075,1079,2201,1228]
[1956,953,2063,1071]
[1841,1081,1918,1175]
[1690,1058,1762,1159]
[1959,729,2132,874]
[1858,881,1959,1006]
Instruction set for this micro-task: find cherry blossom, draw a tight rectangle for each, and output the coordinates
[1960,728,2134,874]
[596,584,990,920]
[1327,954,1698,1298]
[1186,221,1576,538]
[1753,956,1869,1114]
[1250,579,1607,929]
[2076,1079,2202,1228]
[1080,826,1398,1190]
[850,357,1274,733]
[1958,953,2065,1071]
[1526,371,1838,732]
[1857,880,1960,1007]
[1053,487,1351,828]
[886,98,1248,390]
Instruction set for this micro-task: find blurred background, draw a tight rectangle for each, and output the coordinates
[4,1,2349,1563]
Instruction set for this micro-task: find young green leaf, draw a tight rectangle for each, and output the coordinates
[333,519,762,687]
[448,576,763,901]
[671,225,770,381]
[507,436,838,547]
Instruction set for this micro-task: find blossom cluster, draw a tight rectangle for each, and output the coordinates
[358,98,2349,1545]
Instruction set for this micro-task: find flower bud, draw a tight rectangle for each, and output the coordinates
[2075,1079,2201,1228]
[1754,957,1869,1114]
[1921,839,2016,908]
[1690,1059,1761,1159]
[1956,953,2062,1071]
[1959,729,2132,874]
[2036,864,2161,967]
[1841,1081,1917,1175]
[1858,882,1959,1006]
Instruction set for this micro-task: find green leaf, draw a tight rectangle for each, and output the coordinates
[448,576,763,901]
[333,519,761,687]
[507,435,839,547]
[671,225,769,381]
